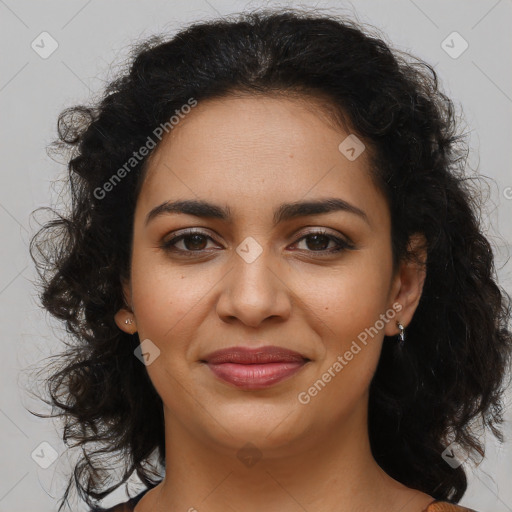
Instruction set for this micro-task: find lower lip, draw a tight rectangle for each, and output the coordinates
[206,361,307,389]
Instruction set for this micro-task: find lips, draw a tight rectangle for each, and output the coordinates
[203,346,309,390]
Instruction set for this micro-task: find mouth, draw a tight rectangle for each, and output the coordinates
[201,345,310,390]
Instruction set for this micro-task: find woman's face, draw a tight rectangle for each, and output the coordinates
[116,94,425,454]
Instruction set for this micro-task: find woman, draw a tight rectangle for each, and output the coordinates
[30,8,512,512]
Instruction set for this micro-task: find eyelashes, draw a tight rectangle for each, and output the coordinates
[160,228,355,257]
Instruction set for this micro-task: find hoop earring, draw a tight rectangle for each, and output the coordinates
[396,321,405,347]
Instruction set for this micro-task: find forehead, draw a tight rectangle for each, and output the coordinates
[137,95,387,227]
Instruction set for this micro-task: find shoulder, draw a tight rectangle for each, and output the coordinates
[425,500,479,512]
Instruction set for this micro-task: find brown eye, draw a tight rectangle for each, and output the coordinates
[161,230,219,254]
[180,233,208,251]
[292,230,354,255]
[302,233,331,251]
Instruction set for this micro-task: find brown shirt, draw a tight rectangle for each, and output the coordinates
[424,502,477,512]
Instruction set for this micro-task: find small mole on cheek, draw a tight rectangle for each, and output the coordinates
[325,307,329,310]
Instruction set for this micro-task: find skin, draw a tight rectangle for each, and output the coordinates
[115,94,432,512]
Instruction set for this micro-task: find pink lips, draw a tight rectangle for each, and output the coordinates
[203,346,309,390]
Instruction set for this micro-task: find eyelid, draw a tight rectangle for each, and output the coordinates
[162,227,217,243]
[293,226,352,242]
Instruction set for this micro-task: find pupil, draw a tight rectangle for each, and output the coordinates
[186,234,207,250]
[307,234,329,251]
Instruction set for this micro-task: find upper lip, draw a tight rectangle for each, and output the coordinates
[203,345,309,364]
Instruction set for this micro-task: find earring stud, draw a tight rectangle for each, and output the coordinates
[396,321,405,346]
[125,318,134,325]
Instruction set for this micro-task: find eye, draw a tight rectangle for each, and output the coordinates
[160,229,220,255]
[290,229,354,254]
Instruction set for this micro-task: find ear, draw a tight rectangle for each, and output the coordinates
[384,233,427,337]
[114,277,137,334]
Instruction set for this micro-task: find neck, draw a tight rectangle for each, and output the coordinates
[137,392,431,512]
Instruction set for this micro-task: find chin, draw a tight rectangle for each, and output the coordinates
[201,403,309,452]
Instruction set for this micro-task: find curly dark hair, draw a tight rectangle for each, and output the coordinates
[28,7,512,511]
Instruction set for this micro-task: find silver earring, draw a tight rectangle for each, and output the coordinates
[125,318,134,325]
[396,321,405,347]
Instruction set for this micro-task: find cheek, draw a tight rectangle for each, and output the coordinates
[129,248,214,341]
[129,257,208,400]
[301,252,393,395]
[297,280,389,420]
[303,257,392,338]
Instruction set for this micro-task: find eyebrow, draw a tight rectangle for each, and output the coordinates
[145,197,370,227]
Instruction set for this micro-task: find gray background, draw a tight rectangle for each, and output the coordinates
[0,0,511,511]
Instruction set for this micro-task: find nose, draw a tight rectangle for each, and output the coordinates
[215,247,292,328]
